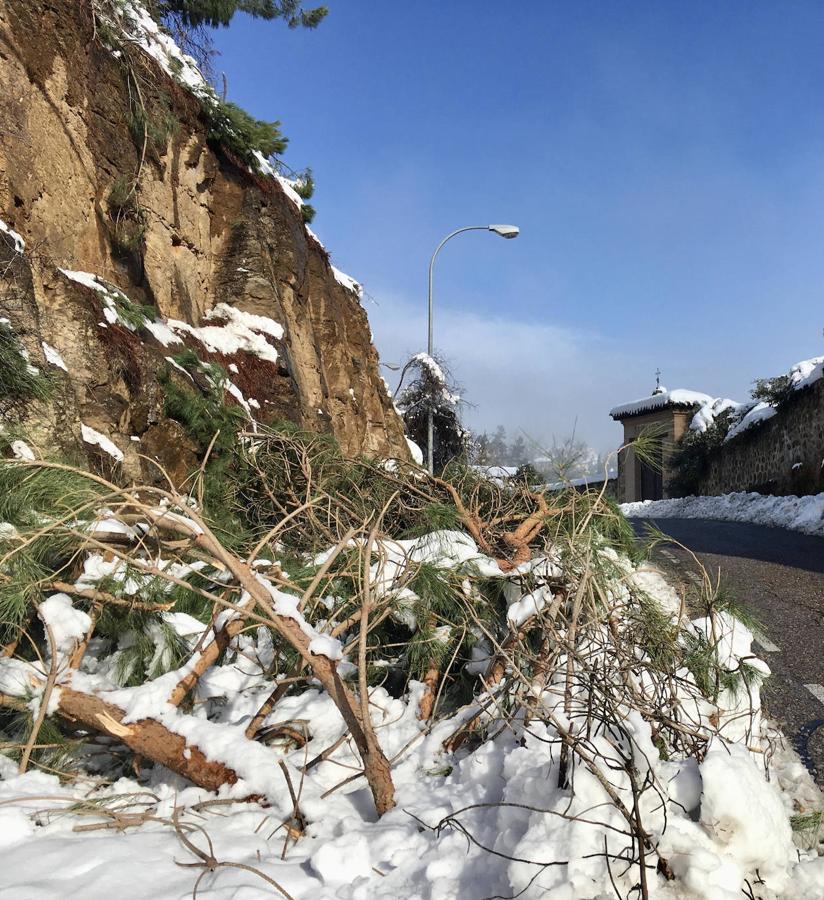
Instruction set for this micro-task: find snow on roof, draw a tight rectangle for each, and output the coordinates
[547,471,617,491]
[471,465,519,484]
[610,389,713,420]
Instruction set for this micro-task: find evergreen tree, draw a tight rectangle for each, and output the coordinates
[472,432,491,465]
[154,0,328,29]
[509,434,529,467]
[396,354,468,474]
[487,426,508,465]
[515,462,543,487]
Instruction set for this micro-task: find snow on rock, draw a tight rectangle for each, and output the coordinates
[0,218,25,253]
[169,303,282,365]
[113,1,211,99]
[622,491,824,537]
[41,341,68,372]
[10,440,35,461]
[610,388,714,419]
[102,4,361,317]
[58,270,136,330]
[59,267,282,372]
[331,265,362,298]
[144,319,183,347]
[80,424,124,462]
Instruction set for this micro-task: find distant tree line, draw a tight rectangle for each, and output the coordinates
[472,427,529,468]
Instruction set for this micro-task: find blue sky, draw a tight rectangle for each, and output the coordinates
[210,1,824,452]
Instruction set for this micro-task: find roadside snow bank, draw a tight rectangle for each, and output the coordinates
[622,492,824,536]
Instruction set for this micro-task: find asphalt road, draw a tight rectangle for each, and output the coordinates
[628,517,824,785]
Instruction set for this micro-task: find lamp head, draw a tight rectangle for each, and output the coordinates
[488,224,520,239]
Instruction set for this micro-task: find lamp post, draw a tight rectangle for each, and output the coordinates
[426,224,520,474]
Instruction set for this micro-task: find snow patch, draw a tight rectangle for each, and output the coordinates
[331,265,362,298]
[80,424,124,463]
[0,218,25,253]
[41,341,68,372]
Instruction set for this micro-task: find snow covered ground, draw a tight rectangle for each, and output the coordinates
[622,491,824,537]
[2,528,824,898]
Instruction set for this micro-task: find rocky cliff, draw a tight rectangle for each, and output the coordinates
[0,0,407,482]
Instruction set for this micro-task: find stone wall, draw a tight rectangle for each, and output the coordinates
[695,378,824,496]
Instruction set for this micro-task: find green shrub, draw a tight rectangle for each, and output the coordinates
[160,356,246,454]
[202,98,287,166]
[666,411,734,498]
[300,203,316,224]
[128,94,179,153]
[0,323,52,412]
[751,374,794,407]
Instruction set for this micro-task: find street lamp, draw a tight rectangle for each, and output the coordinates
[426,223,520,474]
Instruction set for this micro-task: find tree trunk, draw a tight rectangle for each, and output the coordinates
[56,687,239,792]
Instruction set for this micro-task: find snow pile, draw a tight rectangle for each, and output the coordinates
[622,491,824,536]
[610,388,714,419]
[2,435,823,896]
[0,592,821,898]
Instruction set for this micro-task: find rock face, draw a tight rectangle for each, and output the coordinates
[0,0,407,480]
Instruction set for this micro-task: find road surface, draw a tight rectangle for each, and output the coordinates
[628,517,824,785]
